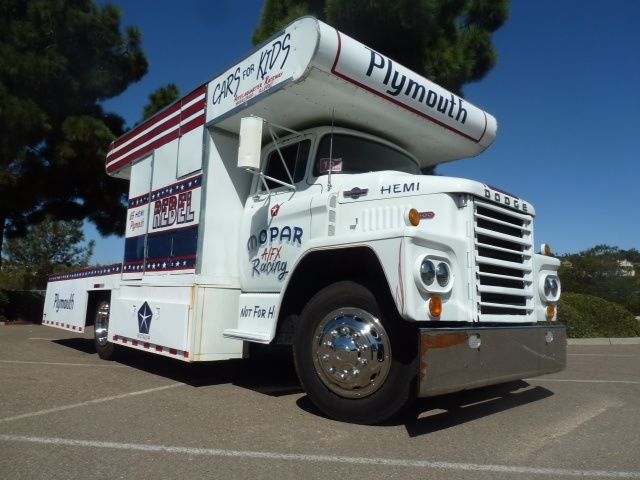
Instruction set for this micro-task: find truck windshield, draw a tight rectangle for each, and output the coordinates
[313,133,420,176]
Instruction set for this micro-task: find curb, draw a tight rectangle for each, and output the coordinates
[0,320,41,326]
[568,337,640,346]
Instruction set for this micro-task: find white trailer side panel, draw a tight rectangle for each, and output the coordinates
[197,129,251,283]
[43,265,122,332]
[109,285,193,360]
[191,286,245,361]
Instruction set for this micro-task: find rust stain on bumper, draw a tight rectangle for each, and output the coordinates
[419,333,468,383]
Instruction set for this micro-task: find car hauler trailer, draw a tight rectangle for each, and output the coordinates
[42,17,565,424]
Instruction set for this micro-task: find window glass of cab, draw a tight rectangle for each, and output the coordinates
[313,133,420,176]
[261,140,311,190]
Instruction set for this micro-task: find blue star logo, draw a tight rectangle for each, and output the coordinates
[137,302,153,334]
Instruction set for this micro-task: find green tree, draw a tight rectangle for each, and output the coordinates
[2,217,95,289]
[0,0,148,260]
[559,293,640,338]
[253,0,509,95]
[142,84,180,121]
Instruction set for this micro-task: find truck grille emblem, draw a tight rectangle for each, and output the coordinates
[343,187,369,199]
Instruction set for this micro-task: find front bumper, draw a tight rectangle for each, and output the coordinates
[418,324,566,397]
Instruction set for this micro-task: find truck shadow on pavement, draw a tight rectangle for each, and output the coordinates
[53,338,303,396]
[54,338,554,432]
[295,380,554,435]
[400,381,554,437]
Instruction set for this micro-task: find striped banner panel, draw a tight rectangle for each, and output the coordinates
[106,85,207,174]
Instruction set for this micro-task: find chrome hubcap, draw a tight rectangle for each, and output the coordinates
[312,307,391,398]
[95,302,110,347]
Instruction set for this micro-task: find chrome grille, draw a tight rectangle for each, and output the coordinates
[473,199,534,322]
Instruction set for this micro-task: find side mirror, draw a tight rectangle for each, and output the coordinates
[237,116,263,172]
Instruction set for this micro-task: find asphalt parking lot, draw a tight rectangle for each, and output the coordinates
[0,324,639,479]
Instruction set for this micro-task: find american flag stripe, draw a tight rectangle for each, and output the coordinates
[110,129,181,173]
[41,320,85,333]
[181,85,208,105]
[109,85,206,152]
[110,103,181,152]
[112,335,190,360]
[180,115,205,135]
[48,263,122,282]
[106,85,207,174]
[180,96,207,118]
[108,116,181,164]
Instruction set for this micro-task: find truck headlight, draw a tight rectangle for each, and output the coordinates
[436,262,450,287]
[416,256,454,293]
[544,277,556,297]
[420,259,436,285]
[541,275,561,300]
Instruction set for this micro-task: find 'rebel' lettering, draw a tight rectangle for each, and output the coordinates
[153,191,195,229]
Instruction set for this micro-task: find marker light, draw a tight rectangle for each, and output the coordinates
[546,304,556,320]
[429,295,442,317]
[408,208,420,226]
[541,243,553,256]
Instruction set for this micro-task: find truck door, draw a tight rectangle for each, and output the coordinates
[240,137,318,292]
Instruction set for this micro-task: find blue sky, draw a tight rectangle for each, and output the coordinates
[90,0,640,264]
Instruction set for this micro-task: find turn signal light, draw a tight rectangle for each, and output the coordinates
[541,243,553,256]
[546,304,556,320]
[408,208,420,226]
[429,295,442,317]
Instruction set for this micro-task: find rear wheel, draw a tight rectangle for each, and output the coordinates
[94,299,117,360]
[294,281,417,424]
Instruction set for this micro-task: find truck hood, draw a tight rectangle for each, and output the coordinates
[335,172,535,216]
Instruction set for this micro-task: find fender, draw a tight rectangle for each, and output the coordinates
[248,235,407,343]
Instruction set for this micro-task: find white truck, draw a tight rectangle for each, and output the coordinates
[42,17,565,424]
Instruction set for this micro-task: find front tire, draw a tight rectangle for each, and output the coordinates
[294,281,417,424]
[94,299,117,360]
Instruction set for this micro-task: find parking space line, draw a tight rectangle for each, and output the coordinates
[0,384,183,423]
[569,354,640,358]
[0,434,638,478]
[529,378,640,385]
[0,360,125,368]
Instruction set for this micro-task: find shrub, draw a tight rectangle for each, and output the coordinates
[0,289,45,323]
[0,290,9,321]
[558,292,640,338]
